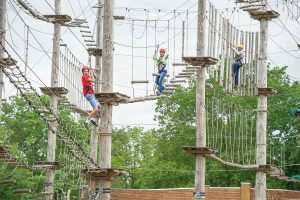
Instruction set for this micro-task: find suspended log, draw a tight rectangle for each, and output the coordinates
[43,15,72,24]
[182,146,218,156]
[170,79,186,83]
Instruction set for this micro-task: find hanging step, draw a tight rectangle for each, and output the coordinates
[82,35,93,38]
[170,79,186,83]
[182,69,198,73]
[165,84,180,87]
[152,73,170,77]
[32,161,64,170]
[183,56,219,67]
[74,18,87,22]
[0,179,16,185]
[12,189,31,194]
[178,72,195,76]
[114,16,125,20]
[172,63,188,66]
[175,75,191,79]
[80,30,91,33]
[131,80,149,84]
[164,87,176,91]
[84,40,96,43]
[186,66,200,70]
[40,87,68,97]
[35,108,51,114]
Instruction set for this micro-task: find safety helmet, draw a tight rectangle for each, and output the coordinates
[82,65,90,73]
[237,44,244,49]
[159,48,166,53]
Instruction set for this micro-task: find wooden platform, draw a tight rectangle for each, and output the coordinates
[32,161,64,170]
[0,57,17,67]
[182,146,218,156]
[43,15,72,24]
[82,168,126,181]
[255,165,284,176]
[0,146,11,153]
[95,92,130,106]
[87,47,102,56]
[256,87,277,95]
[248,10,279,20]
[40,87,68,97]
[182,56,219,66]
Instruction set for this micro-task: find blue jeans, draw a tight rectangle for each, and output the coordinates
[85,93,100,109]
[155,69,167,92]
[233,61,242,86]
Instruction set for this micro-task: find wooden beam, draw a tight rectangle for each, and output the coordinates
[12,189,31,194]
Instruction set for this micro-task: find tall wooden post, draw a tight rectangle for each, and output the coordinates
[45,0,61,199]
[195,0,207,199]
[0,0,6,107]
[89,0,103,197]
[99,0,114,199]
[255,1,268,199]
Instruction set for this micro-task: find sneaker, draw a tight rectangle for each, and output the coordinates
[83,121,89,129]
[90,119,98,127]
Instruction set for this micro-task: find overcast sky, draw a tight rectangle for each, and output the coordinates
[4,0,300,129]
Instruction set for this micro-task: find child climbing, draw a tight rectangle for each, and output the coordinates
[153,46,169,95]
[82,65,101,129]
[232,44,244,87]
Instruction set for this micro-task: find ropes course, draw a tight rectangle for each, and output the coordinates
[0,0,300,199]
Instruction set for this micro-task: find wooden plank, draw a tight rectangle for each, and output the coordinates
[12,189,31,194]
[172,63,188,66]
[131,80,149,84]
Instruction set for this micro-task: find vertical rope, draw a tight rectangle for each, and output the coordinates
[219,99,223,159]
[146,17,148,97]
[186,10,189,57]
[131,20,134,98]
[211,98,214,147]
[219,16,225,87]
[206,98,210,147]
[167,20,170,81]
[173,10,176,78]
[233,106,237,163]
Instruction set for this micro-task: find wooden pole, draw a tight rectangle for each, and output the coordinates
[99,0,114,199]
[45,0,61,199]
[255,0,269,199]
[90,0,103,197]
[195,0,207,199]
[0,0,6,107]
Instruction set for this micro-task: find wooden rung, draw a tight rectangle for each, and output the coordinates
[182,69,198,73]
[170,79,186,83]
[79,25,90,28]
[0,179,16,185]
[40,192,54,195]
[175,75,191,78]
[80,30,91,33]
[114,16,125,20]
[32,161,64,170]
[74,18,86,22]
[84,40,95,43]
[165,87,176,91]
[12,189,31,194]
[35,108,51,114]
[152,73,170,77]
[172,63,188,66]
[82,35,93,37]
[131,80,149,84]
[178,72,195,76]
[165,84,180,87]
[43,15,72,23]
